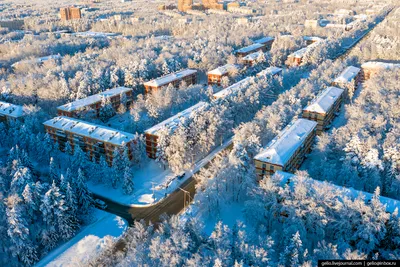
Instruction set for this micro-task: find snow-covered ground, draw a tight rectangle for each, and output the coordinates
[88,137,233,206]
[35,210,127,267]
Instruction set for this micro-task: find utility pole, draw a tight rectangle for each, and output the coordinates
[151,182,157,202]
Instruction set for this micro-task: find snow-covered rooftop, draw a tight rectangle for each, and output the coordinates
[253,36,275,44]
[257,67,283,77]
[254,119,317,166]
[145,102,208,136]
[11,54,61,68]
[303,86,344,114]
[361,61,400,70]
[288,42,321,59]
[333,66,361,84]
[213,77,252,99]
[43,116,135,146]
[57,87,132,112]
[73,31,120,38]
[207,64,238,76]
[143,69,197,88]
[242,51,264,61]
[0,101,26,118]
[236,43,265,54]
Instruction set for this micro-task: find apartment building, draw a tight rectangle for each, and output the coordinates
[0,101,26,124]
[286,42,320,67]
[256,67,283,78]
[213,77,251,99]
[242,51,264,66]
[144,102,207,158]
[254,36,275,50]
[44,116,135,165]
[332,66,361,96]
[143,69,197,94]
[60,7,82,20]
[207,64,238,86]
[254,119,317,177]
[302,86,344,134]
[361,61,400,82]
[235,43,266,58]
[57,87,133,118]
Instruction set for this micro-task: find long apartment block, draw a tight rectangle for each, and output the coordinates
[254,119,317,177]
[44,116,135,165]
[235,43,266,58]
[57,87,133,117]
[302,86,344,134]
[143,69,197,94]
[144,102,208,159]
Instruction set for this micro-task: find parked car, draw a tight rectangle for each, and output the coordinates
[176,172,185,180]
[94,199,108,209]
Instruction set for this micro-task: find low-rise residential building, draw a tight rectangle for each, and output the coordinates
[302,86,344,134]
[256,67,283,78]
[207,64,238,86]
[144,102,207,159]
[241,51,264,66]
[286,42,320,67]
[227,6,257,15]
[361,61,400,82]
[254,36,275,50]
[143,69,198,94]
[235,43,266,58]
[44,116,135,165]
[0,101,26,124]
[254,118,317,177]
[57,87,133,118]
[213,77,251,99]
[332,66,361,95]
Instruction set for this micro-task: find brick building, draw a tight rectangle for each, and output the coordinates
[0,101,26,124]
[286,42,321,67]
[332,66,361,97]
[254,119,317,177]
[254,36,275,50]
[241,51,264,66]
[361,61,400,82]
[302,86,344,134]
[44,116,135,165]
[144,102,207,158]
[235,43,266,58]
[207,64,238,86]
[57,87,133,118]
[143,69,197,94]
[60,7,82,20]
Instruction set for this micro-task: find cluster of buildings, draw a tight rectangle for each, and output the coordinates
[253,63,364,178]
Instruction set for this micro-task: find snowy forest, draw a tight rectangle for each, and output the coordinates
[0,0,399,265]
